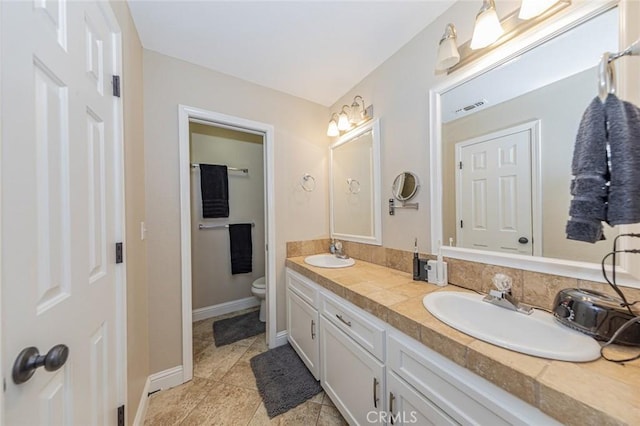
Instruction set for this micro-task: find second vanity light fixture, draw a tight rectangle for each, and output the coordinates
[327,95,373,137]
[436,0,570,73]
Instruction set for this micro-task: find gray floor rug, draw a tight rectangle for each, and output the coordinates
[250,344,322,418]
[212,311,265,347]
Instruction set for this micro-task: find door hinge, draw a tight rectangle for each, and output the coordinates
[459,161,463,170]
[112,75,121,97]
[115,242,123,264]
[117,405,125,426]
[460,220,464,228]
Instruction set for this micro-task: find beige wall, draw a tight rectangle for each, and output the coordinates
[442,67,616,264]
[190,124,265,309]
[143,50,329,373]
[108,1,149,424]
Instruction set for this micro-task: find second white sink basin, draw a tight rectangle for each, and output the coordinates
[423,291,601,362]
[304,254,355,268]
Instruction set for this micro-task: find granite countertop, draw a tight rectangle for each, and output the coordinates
[285,256,640,426]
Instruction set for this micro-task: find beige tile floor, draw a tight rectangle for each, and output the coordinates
[145,309,348,425]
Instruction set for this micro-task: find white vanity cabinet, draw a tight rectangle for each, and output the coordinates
[319,291,387,425]
[286,270,320,379]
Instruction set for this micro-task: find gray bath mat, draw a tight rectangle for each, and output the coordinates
[212,311,265,347]
[250,344,322,418]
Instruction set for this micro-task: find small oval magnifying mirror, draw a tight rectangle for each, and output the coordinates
[392,172,419,201]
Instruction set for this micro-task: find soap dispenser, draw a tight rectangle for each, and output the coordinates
[329,239,336,254]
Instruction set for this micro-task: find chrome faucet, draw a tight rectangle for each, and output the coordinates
[334,241,349,259]
[483,274,533,315]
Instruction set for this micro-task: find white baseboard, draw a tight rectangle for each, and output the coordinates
[192,296,260,322]
[274,330,288,348]
[149,366,184,393]
[132,376,151,426]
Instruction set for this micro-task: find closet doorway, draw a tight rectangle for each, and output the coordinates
[178,105,276,383]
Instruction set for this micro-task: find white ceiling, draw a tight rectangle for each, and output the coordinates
[127,1,456,106]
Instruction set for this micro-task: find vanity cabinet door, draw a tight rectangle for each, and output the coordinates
[320,316,385,425]
[386,371,457,426]
[287,288,320,380]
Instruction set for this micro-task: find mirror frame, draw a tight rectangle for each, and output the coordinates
[330,118,382,245]
[429,0,639,287]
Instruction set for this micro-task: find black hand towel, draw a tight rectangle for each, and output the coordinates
[200,164,229,218]
[229,223,252,275]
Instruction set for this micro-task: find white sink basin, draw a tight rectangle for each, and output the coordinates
[423,291,601,362]
[304,254,355,268]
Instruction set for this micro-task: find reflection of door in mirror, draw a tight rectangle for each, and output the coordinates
[442,66,618,264]
[455,125,534,256]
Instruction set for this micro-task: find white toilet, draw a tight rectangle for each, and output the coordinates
[251,276,266,322]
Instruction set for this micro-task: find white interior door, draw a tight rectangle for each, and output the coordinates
[1,1,124,424]
[456,128,533,255]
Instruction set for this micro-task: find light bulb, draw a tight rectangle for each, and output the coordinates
[327,119,339,137]
[337,111,350,131]
[470,0,504,50]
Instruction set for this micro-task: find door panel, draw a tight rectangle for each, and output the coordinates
[457,129,533,255]
[1,1,122,424]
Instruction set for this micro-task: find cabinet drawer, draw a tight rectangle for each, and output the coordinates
[320,291,385,361]
[387,332,560,426]
[286,268,319,308]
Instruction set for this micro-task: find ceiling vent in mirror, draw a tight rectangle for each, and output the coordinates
[454,99,489,116]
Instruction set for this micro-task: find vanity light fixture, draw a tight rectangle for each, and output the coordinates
[436,24,460,71]
[470,0,504,50]
[437,0,570,73]
[326,95,373,137]
[519,0,561,20]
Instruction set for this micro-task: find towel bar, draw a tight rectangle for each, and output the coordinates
[191,163,248,174]
[199,222,255,230]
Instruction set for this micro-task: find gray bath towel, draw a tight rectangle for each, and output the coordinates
[566,97,608,242]
[605,94,640,225]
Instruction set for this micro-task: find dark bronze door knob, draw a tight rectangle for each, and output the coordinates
[12,344,69,384]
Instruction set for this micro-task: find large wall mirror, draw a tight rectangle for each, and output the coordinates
[430,3,639,286]
[330,119,382,245]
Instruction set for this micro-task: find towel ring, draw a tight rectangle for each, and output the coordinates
[347,178,361,194]
[598,52,615,102]
[301,173,316,192]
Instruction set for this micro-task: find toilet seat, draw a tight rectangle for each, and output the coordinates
[252,276,266,289]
